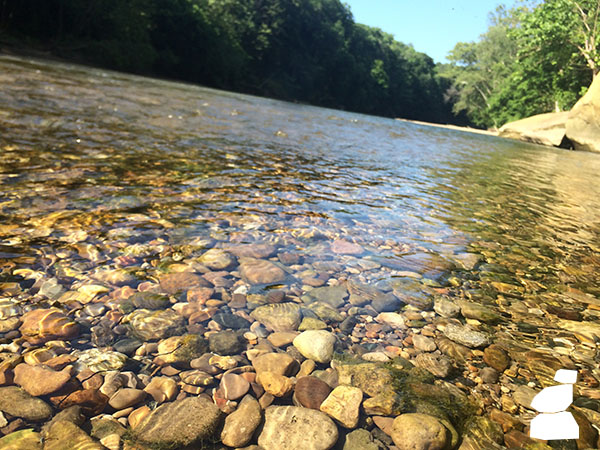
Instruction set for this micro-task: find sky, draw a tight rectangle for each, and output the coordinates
[343,0,519,63]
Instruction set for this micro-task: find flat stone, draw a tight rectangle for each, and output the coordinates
[209,330,244,355]
[13,364,71,396]
[258,406,338,450]
[414,353,452,378]
[293,376,332,409]
[391,413,449,450]
[320,385,363,428]
[220,373,250,400]
[239,258,286,284]
[376,312,406,329]
[443,323,491,348]
[129,292,169,310]
[251,303,302,331]
[293,330,336,363]
[331,239,364,255]
[221,395,262,448]
[298,317,328,331]
[0,386,53,421]
[159,272,211,294]
[134,396,222,447]
[412,334,436,352]
[19,308,79,344]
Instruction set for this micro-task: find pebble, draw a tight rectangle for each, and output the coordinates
[443,323,491,348]
[414,353,452,378]
[375,312,406,329]
[293,330,336,363]
[72,349,128,373]
[267,331,299,347]
[258,406,338,450]
[391,413,449,450]
[239,257,286,284]
[198,248,235,270]
[143,377,178,402]
[293,376,332,409]
[257,371,294,397]
[412,334,437,351]
[251,303,302,331]
[156,334,209,365]
[213,312,251,329]
[221,373,250,400]
[483,344,510,372]
[331,239,364,255]
[221,394,262,448]
[209,330,244,355]
[433,297,460,318]
[480,367,499,384]
[108,388,146,410]
[252,352,297,376]
[125,308,185,341]
[320,385,363,428]
[159,272,210,294]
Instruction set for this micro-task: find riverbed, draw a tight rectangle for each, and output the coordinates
[0,54,599,449]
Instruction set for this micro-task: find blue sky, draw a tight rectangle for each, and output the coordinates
[343,0,519,63]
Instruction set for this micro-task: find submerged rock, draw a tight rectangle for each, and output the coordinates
[221,395,262,448]
[443,323,491,348]
[0,386,53,421]
[258,406,338,450]
[19,308,79,344]
[133,396,222,447]
[251,303,302,331]
[239,257,286,284]
[125,308,185,341]
[293,330,336,363]
[391,413,449,450]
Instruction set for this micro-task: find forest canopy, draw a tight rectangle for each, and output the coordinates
[0,0,456,124]
[2,0,599,129]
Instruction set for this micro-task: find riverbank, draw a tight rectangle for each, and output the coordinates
[395,118,498,137]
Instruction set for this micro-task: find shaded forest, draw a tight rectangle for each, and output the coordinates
[0,0,460,124]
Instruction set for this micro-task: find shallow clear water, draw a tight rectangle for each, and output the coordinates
[1,54,600,390]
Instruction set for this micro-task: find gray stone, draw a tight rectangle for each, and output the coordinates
[293,330,336,363]
[443,323,491,348]
[251,303,302,332]
[343,429,383,450]
[209,330,244,355]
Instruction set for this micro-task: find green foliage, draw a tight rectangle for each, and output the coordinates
[0,0,455,124]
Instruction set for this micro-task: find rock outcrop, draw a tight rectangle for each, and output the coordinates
[565,75,600,152]
[498,112,570,147]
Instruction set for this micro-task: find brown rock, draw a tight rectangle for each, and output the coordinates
[159,272,211,295]
[19,308,79,344]
[13,364,71,396]
[221,395,262,448]
[109,388,146,410]
[220,373,250,401]
[129,405,151,429]
[143,377,178,403]
[252,352,297,376]
[268,332,299,347]
[293,376,331,410]
[484,344,510,372]
[257,371,294,397]
[54,388,108,415]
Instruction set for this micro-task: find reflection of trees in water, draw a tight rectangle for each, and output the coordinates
[428,137,600,295]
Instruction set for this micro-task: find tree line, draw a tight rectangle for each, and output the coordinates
[0,0,459,124]
[440,0,600,129]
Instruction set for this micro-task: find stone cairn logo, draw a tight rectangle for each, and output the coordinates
[530,369,579,440]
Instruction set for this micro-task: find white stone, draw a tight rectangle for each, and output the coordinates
[530,411,579,440]
[554,369,577,384]
[530,384,573,413]
[376,312,405,329]
[293,330,336,363]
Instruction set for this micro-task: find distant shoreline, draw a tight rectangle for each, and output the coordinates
[395,118,498,137]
